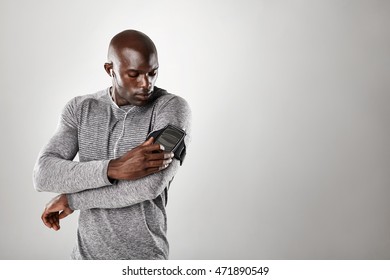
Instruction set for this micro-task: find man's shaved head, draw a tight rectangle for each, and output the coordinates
[104,30,159,107]
[107,29,157,65]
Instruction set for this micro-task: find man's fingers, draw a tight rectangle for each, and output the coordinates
[142,143,165,153]
[41,207,61,230]
[42,212,59,230]
[159,164,170,171]
[122,140,162,159]
[41,212,52,228]
[146,152,174,161]
[145,165,169,176]
[143,157,172,169]
[136,161,171,179]
[49,213,60,231]
[48,213,58,230]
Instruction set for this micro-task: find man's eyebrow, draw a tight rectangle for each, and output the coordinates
[127,67,159,72]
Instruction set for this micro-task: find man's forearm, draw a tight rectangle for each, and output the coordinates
[33,154,112,193]
[67,160,179,210]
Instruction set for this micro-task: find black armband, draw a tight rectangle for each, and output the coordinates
[147,124,187,165]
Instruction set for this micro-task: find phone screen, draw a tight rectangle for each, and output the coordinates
[155,125,185,152]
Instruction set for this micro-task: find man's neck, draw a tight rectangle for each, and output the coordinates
[110,87,131,107]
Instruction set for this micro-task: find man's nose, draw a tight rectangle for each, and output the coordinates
[139,74,152,89]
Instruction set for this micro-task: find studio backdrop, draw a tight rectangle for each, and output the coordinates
[0,0,389,259]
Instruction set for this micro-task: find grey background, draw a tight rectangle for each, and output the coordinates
[0,0,389,259]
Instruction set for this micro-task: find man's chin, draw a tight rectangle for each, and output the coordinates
[131,98,150,107]
[133,93,153,106]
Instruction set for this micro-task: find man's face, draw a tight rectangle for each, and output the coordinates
[111,48,159,106]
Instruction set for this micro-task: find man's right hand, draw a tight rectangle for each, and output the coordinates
[107,137,174,181]
[41,194,74,231]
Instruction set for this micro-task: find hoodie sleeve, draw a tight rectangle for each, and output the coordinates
[32,97,112,194]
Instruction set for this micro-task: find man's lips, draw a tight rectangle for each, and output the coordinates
[135,92,152,100]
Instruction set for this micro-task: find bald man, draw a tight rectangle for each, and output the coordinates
[33,30,191,259]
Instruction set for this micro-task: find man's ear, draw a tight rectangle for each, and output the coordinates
[104,63,113,77]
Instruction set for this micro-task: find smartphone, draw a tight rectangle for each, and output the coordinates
[154,124,186,153]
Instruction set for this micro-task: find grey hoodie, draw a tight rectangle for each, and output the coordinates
[33,87,191,259]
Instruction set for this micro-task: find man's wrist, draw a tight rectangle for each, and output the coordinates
[107,159,120,182]
[65,194,75,211]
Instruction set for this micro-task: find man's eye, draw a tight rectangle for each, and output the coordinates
[128,72,139,78]
[149,71,157,77]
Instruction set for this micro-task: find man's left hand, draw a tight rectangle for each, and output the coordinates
[41,194,74,231]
